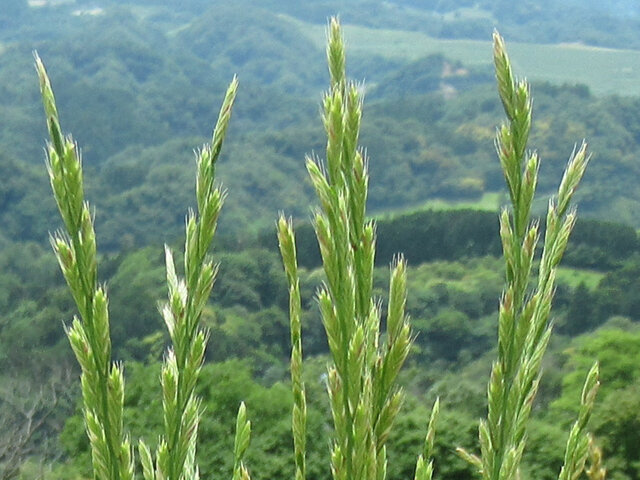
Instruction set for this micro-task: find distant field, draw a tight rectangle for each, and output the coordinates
[556,267,605,289]
[284,15,640,97]
[374,192,502,219]
[418,192,502,211]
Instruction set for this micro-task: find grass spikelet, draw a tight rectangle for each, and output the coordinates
[279,17,412,480]
[38,51,239,480]
[466,31,596,480]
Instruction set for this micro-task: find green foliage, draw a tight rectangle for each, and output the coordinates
[591,383,640,480]
[0,151,57,243]
[60,359,329,480]
[592,257,640,320]
[550,326,640,480]
[564,219,638,269]
[176,5,324,95]
[6,1,640,254]
[368,54,492,99]
[278,208,640,274]
[553,327,640,417]
[0,241,74,371]
[561,282,599,335]
[107,248,165,359]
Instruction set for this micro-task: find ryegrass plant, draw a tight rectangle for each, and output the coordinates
[585,436,606,480]
[469,32,598,480]
[37,53,134,480]
[280,19,599,480]
[278,17,439,480]
[37,15,599,480]
[36,55,249,480]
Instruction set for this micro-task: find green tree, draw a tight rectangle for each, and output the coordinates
[551,327,640,479]
[107,248,165,360]
[552,328,640,418]
[561,282,597,335]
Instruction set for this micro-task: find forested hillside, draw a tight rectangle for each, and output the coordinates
[2,1,640,479]
[3,0,640,247]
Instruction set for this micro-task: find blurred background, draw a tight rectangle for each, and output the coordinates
[2,1,640,479]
